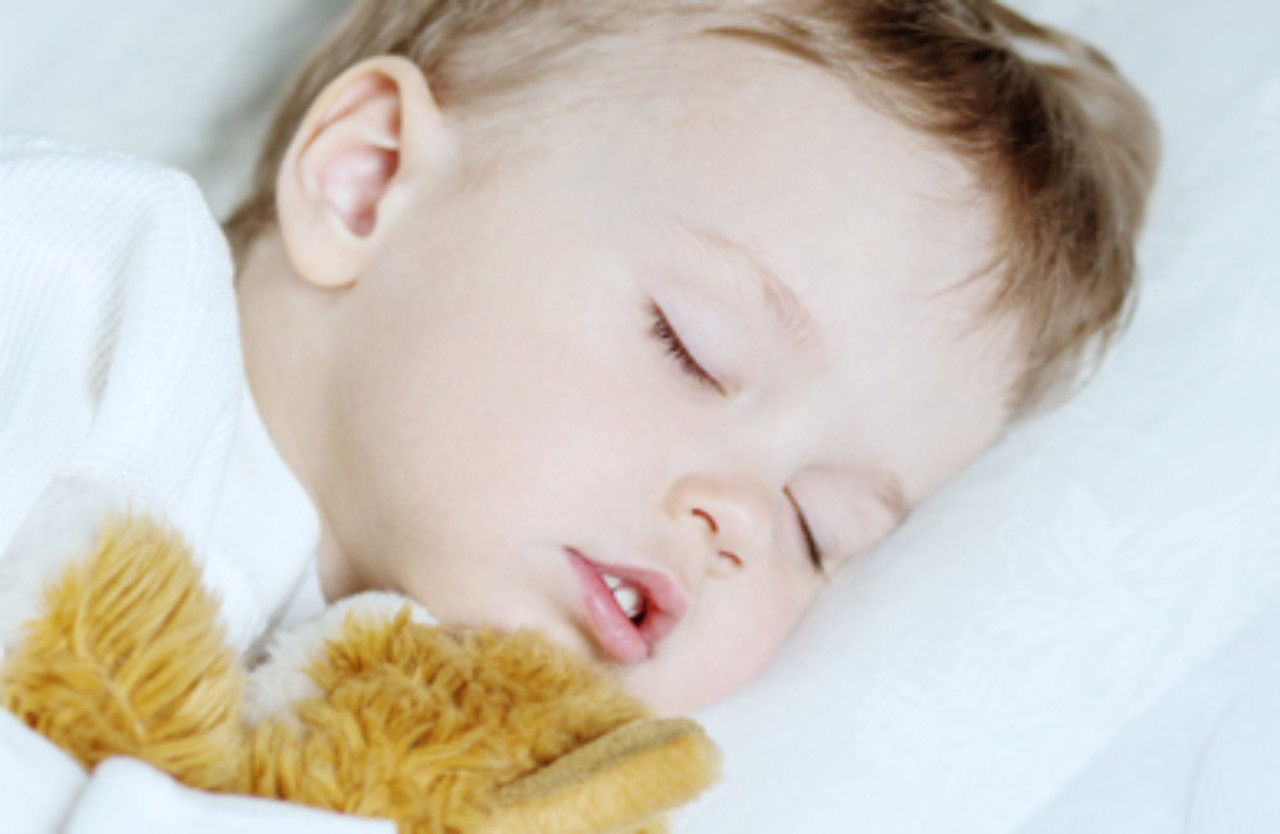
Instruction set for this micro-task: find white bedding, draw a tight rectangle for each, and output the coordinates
[3,1,1277,831]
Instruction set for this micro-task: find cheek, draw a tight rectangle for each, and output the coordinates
[336,294,672,558]
[624,575,819,713]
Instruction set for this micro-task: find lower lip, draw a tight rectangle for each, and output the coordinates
[565,548,650,665]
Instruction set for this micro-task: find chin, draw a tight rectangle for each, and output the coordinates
[616,670,714,716]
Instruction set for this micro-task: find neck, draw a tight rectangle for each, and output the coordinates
[236,232,347,598]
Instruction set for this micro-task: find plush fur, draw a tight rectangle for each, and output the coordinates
[1,514,719,833]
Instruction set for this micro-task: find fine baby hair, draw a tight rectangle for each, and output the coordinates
[225,0,1158,415]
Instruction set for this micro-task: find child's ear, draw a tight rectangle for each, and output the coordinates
[275,55,453,289]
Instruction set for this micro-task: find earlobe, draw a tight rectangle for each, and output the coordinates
[275,55,450,289]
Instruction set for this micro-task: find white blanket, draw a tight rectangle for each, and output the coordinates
[2,1,1277,831]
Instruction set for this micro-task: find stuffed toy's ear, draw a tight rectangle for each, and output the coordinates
[480,717,720,834]
[0,512,244,790]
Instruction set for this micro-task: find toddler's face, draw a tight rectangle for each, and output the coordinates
[269,40,1019,712]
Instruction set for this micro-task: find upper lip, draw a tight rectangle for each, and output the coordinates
[568,547,689,647]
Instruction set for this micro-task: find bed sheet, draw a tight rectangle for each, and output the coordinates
[2,1,1278,832]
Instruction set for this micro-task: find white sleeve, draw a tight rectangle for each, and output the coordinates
[64,759,396,834]
[0,711,393,834]
[0,137,392,833]
[0,134,243,548]
[0,133,248,628]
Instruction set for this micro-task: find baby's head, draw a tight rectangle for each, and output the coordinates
[227,0,1157,713]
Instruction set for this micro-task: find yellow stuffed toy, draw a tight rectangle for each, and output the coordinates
[0,513,719,833]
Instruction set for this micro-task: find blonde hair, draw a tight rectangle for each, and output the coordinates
[224,0,1159,414]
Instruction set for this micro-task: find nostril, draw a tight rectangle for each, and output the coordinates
[691,507,718,534]
[718,550,743,568]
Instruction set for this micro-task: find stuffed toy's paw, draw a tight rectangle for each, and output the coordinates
[0,513,720,833]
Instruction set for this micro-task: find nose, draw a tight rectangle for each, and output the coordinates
[664,473,774,575]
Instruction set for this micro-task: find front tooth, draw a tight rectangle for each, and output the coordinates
[600,572,645,621]
[612,583,644,619]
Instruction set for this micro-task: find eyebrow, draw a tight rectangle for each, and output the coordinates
[675,222,822,351]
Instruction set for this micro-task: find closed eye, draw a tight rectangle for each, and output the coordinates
[647,300,724,394]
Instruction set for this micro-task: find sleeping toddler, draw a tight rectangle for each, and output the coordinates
[0,0,1157,829]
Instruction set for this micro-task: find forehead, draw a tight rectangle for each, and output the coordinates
[535,35,1001,307]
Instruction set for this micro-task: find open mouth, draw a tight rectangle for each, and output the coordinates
[564,547,685,665]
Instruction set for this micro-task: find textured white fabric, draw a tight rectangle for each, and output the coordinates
[1,1,1277,833]
[0,137,375,833]
[63,758,394,834]
[0,137,241,557]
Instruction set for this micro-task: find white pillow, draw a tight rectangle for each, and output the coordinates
[0,0,349,215]
[3,1,1277,831]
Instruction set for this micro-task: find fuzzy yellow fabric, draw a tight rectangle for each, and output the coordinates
[482,718,720,834]
[0,514,719,833]
[1,515,245,790]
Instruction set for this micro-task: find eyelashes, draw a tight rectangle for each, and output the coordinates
[787,486,825,574]
[647,300,723,393]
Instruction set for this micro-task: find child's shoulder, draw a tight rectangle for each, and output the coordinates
[1,135,223,253]
[0,134,235,352]
[0,135,242,568]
